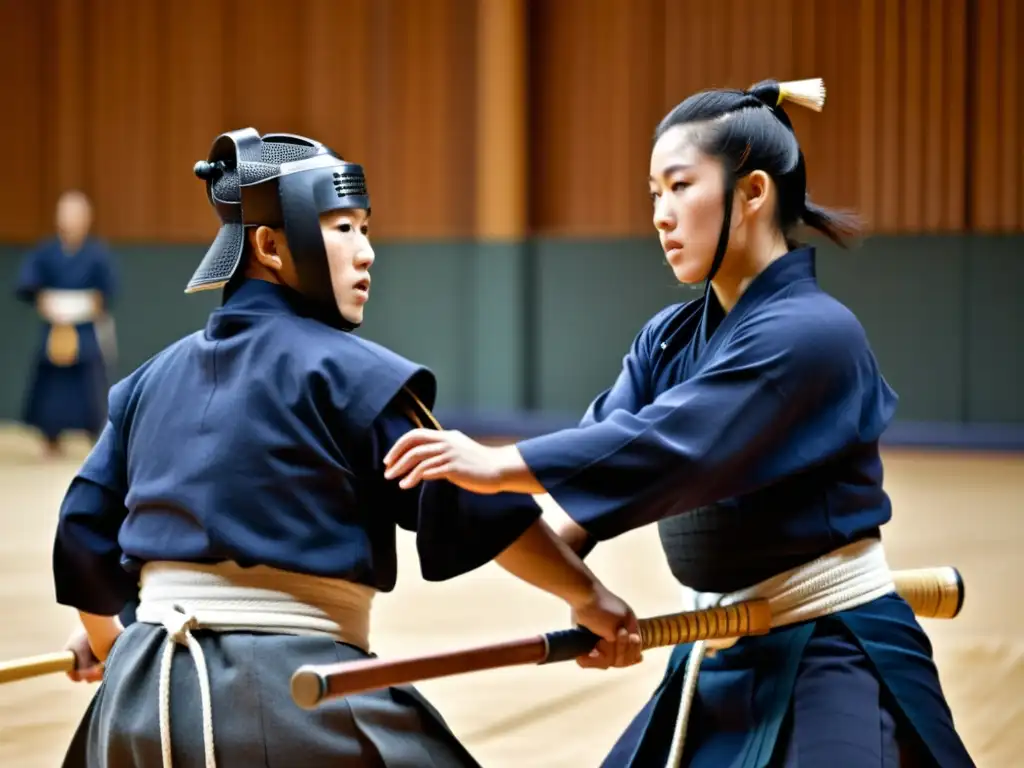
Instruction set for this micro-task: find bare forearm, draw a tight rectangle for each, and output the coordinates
[494,517,599,608]
[492,444,597,557]
[78,610,123,660]
[534,493,596,556]
[559,518,597,557]
[493,444,546,494]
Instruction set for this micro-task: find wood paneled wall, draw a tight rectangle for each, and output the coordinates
[0,0,1019,242]
[972,0,1022,231]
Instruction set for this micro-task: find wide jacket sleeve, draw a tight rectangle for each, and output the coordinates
[52,383,137,615]
[516,310,894,541]
[368,391,542,582]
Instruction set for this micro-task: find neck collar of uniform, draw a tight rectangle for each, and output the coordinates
[717,246,817,311]
[699,246,818,347]
[220,277,350,329]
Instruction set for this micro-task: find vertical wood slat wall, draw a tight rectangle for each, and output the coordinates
[0,0,1019,242]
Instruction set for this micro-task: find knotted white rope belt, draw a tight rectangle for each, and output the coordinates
[664,537,896,767]
[134,561,376,768]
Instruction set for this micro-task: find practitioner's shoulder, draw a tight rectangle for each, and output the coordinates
[103,332,200,432]
[734,286,873,384]
[341,333,431,384]
[308,321,423,370]
[16,237,58,276]
[255,316,439,424]
[120,333,199,381]
[761,286,867,350]
[277,317,434,393]
[323,331,438,416]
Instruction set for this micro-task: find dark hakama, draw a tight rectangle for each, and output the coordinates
[15,237,117,442]
[601,597,968,767]
[63,625,479,767]
[516,248,975,767]
[53,279,541,767]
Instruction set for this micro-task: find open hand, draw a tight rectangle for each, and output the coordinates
[571,585,643,670]
[383,428,508,494]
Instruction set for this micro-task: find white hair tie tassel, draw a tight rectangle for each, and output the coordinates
[776,78,827,112]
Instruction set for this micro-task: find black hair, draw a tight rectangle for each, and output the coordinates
[654,79,860,250]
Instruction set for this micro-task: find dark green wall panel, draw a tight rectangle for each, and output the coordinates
[964,237,1024,422]
[531,236,998,423]
[465,243,528,412]
[0,242,527,420]
[351,243,475,409]
[533,237,692,414]
[106,246,223,373]
[353,242,529,412]
[1,236,1021,430]
[1,245,42,420]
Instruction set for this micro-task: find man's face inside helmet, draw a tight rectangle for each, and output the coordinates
[246,208,374,326]
[319,208,374,326]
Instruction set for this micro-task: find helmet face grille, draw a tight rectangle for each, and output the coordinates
[333,171,367,199]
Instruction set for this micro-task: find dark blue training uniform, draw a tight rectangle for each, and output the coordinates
[516,248,974,767]
[54,277,540,616]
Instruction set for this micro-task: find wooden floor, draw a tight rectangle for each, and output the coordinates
[0,425,1020,767]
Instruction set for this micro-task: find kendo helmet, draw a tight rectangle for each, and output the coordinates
[187,127,371,326]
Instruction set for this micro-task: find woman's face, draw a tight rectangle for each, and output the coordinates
[320,208,374,325]
[648,125,735,285]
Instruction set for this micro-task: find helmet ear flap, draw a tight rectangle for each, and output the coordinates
[184,128,262,295]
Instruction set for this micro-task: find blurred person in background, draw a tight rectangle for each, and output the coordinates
[14,190,118,458]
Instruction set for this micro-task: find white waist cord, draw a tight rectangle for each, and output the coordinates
[135,561,375,768]
[663,538,895,767]
[158,607,216,768]
[664,636,714,768]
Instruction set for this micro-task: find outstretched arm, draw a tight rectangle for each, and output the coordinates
[371,393,641,666]
[385,315,661,556]
[528,317,658,557]
[384,315,892,543]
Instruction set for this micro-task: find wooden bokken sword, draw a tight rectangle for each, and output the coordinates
[288,566,964,709]
[0,568,962,690]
